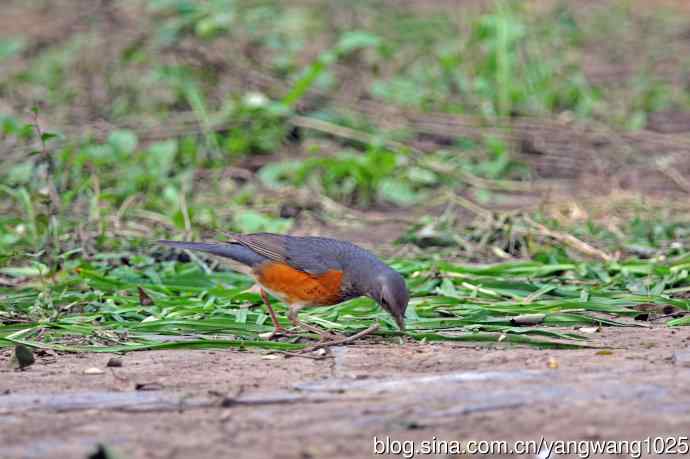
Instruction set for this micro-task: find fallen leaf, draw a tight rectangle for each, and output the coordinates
[596,350,613,356]
[510,314,546,326]
[579,327,599,334]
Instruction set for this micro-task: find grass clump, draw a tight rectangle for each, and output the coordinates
[2,244,689,352]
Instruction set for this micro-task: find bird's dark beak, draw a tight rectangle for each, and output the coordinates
[378,273,409,332]
[376,297,406,332]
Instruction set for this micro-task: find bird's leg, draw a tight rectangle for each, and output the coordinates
[259,288,292,340]
[287,306,344,342]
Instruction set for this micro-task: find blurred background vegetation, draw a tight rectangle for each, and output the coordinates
[3,0,690,350]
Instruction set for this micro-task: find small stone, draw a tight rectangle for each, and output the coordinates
[83,367,105,375]
[106,357,123,368]
[11,344,35,370]
[547,357,559,369]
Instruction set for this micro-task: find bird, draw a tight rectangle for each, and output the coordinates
[158,233,409,341]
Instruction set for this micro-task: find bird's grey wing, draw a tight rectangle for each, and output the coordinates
[283,237,347,275]
[231,233,342,275]
[229,233,290,264]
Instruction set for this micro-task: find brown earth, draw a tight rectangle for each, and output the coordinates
[2,326,690,459]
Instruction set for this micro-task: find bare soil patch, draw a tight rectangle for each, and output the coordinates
[2,326,690,458]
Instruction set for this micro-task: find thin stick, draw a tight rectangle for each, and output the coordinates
[301,323,380,353]
[524,216,614,262]
[657,159,690,194]
[292,319,341,341]
[272,350,332,360]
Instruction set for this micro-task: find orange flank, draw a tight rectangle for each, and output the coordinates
[255,262,343,306]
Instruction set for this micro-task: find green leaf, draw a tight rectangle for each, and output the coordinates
[378,179,419,206]
[108,129,138,154]
[146,140,178,177]
[0,38,25,61]
[233,210,292,233]
[336,31,380,54]
[0,263,49,278]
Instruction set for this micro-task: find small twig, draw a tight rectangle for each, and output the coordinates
[446,193,494,219]
[656,158,690,194]
[180,180,192,234]
[91,174,103,234]
[301,323,380,353]
[114,193,140,229]
[30,108,61,215]
[291,115,421,155]
[650,312,688,322]
[273,349,333,360]
[523,216,614,262]
[456,170,563,193]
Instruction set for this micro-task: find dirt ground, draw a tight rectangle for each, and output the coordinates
[2,326,690,459]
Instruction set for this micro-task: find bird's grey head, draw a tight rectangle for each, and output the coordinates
[369,269,409,331]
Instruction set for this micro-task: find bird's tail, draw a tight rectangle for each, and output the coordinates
[157,240,264,267]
